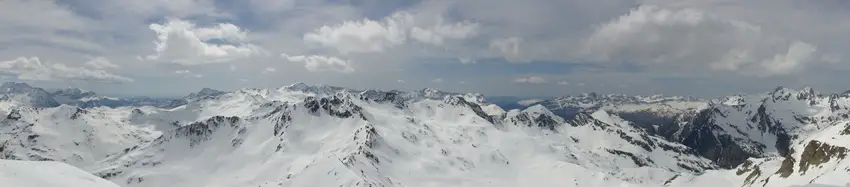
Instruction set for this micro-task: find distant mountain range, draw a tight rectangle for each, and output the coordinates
[1,82,849,187]
[0,82,178,109]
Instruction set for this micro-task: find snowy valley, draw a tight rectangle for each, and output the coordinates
[1,82,849,187]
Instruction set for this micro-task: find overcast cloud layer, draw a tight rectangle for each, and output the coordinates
[0,0,847,97]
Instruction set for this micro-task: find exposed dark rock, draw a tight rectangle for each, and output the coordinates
[359,90,406,109]
[798,140,848,174]
[6,110,21,120]
[443,96,495,124]
[776,155,795,178]
[532,113,559,131]
[70,108,87,120]
[158,116,242,147]
[342,124,383,167]
[504,110,560,130]
[606,149,652,167]
[680,109,755,168]
[842,123,850,135]
[743,166,762,186]
[303,96,362,118]
[663,175,679,186]
[736,160,755,175]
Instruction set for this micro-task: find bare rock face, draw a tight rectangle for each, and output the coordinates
[679,108,759,169]
[798,141,848,175]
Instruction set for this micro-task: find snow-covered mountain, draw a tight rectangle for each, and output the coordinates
[538,93,703,119]
[0,82,61,108]
[1,82,849,186]
[535,92,708,137]
[91,84,712,187]
[0,83,175,109]
[0,104,157,168]
[657,87,850,186]
[50,88,98,104]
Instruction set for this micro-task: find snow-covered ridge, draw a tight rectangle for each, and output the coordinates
[542,92,701,110]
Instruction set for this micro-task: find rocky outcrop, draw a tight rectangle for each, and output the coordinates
[152,116,242,148]
[797,140,848,175]
[303,95,362,118]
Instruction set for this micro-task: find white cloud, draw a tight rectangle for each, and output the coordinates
[517,99,542,106]
[193,23,248,42]
[490,37,526,63]
[581,5,818,77]
[712,41,815,77]
[173,70,202,79]
[410,19,479,46]
[303,12,412,54]
[145,19,264,65]
[262,67,276,74]
[84,57,120,69]
[281,54,354,73]
[513,76,547,84]
[397,80,405,83]
[229,64,237,71]
[0,57,133,83]
[303,11,479,54]
[557,81,570,86]
[578,82,586,86]
[431,78,444,83]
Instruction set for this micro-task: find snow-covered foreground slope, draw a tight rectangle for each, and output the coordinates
[1,82,850,187]
[0,159,120,187]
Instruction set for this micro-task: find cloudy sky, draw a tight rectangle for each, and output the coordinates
[1,0,848,98]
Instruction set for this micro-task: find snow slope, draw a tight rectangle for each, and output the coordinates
[0,105,156,168]
[0,159,120,187]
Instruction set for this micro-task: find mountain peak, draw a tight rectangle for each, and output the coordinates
[281,82,347,95]
[186,88,225,99]
[796,86,818,100]
[51,88,97,99]
[0,82,60,107]
[286,82,309,89]
[0,82,34,93]
[197,88,222,95]
[420,87,442,94]
[769,86,796,100]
